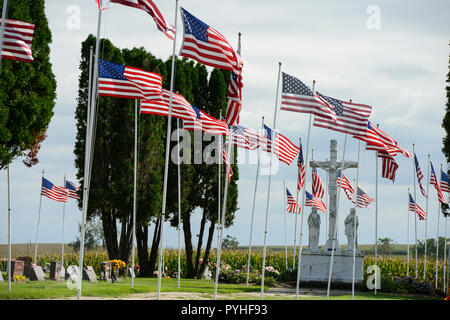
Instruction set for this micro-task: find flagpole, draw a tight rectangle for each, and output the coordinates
[213,32,241,300]
[283,180,287,271]
[177,118,182,288]
[435,176,440,289]
[292,137,302,270]
[245,116,264,286]
[412,144,418,279]
[260,62,282,300]
[407,188,410,277]
[295,81,315,300]
[327,133,348,299]
[61,173,67,270]
[34,169,45,265]
[444,208,448,293]
[374,151,379,294]
[131,99,138,288]
[374,125,380,294]
[352,140,361,300]
[157,0,179,300]
[213,129,234,300]
[424,154,430,280]
[0,0,11,293]
[7,165,11,292]
[77,2,103,300]
[217,110,222,272]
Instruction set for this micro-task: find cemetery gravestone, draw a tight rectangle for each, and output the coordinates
[83,266,98,282]
[0,270,3,282]
[128,267,135,278]
[50,261,64,279]
[29,266,45,281]
[65,265,80,282]
[17,257,33,277]
[11,260,24,278]
[100,261,112,280]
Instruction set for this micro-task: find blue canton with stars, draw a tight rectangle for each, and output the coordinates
[264,124,273,141]
[181,8,210,42]
[232,125,245,135]
[282,72,314,96]
[191,105,202,119]
[99,59,127,80]
[316,92,344,116]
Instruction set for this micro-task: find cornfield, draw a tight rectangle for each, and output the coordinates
[33,248,449,292]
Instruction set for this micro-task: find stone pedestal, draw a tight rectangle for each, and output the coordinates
[298,251,364,284]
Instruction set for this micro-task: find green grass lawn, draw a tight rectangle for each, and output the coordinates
[0,275,442,300]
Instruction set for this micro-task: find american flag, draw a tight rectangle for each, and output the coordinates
[110,0,175,40]
[41,178,69,203]
[65,180,80,200]
[312,92,372,137]
[262,125,300,166]
[305,191,327,213]
[98,59,163,100]
[221,139,233,182]
[381,155,399,183]
[430,162,446,204]
[229,124,266,150]
[0,19,35,63]
[141,89,202,121]
[312,168,325,199]
[297,144,306,192]
[280,72,337,122]
[179,8,243,74]
[226,70,243,126]
[352,187,375,209]
[286,187,301,214]
[182,106,230,136]
[409,193,426,220]
[441,169,450,193]
[337,170,354,202]
[354,122,412,158]
[414,153,428,198]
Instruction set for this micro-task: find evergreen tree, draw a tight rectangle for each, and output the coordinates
[442,48,450,161]
[0,0,56,169]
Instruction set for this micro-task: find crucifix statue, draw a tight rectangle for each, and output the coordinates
[310,139,358,252]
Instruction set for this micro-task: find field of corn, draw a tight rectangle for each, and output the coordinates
[24,247,449,294]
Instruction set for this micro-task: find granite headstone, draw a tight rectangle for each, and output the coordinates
[29,266,45,281]
[83,266,98,282]
[11,260,24,277]
[65,265,80,282]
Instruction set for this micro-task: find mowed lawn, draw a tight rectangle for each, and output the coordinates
[0,275,442,300]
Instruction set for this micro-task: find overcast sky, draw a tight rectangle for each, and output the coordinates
[1,0,450,253]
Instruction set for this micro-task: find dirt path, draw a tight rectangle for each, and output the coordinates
[65,287,350,300]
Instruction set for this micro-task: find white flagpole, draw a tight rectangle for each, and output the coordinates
[34,169,45,265]
[412,144,418,279]
[326,133,348,299]
[213,32,241,300]
[292,137,302,270]
[424,154,430,280]
[177,118,182,288]
[435,184,440,289]
[7,165,11,292]
[374,124,380,294]
[260,62,282,300]
[444,209,448,293]
[61,174,67,269]
[407,187,410,277]
[295,81,315,299]
[0,0,11,293]
[283,180,287,271]
[213,130,234,300]
[157,0,179,300]
[131,99,138,288]
[217,110,222,271]
[245,116,264,286]
[352,140,361,300]
[77,2,103,300]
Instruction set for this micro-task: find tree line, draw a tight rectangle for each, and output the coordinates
[74,35,239,278]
